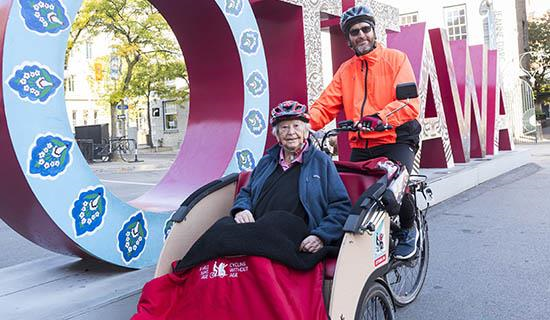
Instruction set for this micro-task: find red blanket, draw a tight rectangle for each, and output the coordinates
[132,256,328,320]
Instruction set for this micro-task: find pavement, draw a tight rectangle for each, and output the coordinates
[89,147,177,175]
[0,142,546,319]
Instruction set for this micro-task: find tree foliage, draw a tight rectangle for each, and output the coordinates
[67,0,188,140]
[528,11,550,103]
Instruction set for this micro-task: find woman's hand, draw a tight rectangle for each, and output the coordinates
[234,210,255,224]
[299,235,324,253]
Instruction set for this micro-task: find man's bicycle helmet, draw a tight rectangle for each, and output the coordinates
[340,5,376,36]
[270,100,309,126]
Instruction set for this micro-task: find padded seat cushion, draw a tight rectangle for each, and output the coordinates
[235,171,252,198]
[324,258,337,279]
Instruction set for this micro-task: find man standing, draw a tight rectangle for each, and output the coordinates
[308,5,421,259]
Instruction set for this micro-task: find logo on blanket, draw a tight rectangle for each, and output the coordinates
[70,186,107,237]
[19,0,70,35]
[200,260,248,280]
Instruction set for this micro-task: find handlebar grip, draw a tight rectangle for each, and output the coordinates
[337,120,355,128]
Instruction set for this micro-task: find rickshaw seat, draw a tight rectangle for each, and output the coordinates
[323,171,380,279]
[235,170,252,199]
[235,167,382,279]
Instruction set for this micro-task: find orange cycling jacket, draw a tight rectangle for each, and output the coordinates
[309,43,421,149]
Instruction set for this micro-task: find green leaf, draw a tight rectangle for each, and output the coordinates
[67,0,189,138]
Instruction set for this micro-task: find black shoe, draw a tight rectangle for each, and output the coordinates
[394,224,419,260]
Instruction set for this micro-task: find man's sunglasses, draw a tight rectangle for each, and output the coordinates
[349,26,372,37]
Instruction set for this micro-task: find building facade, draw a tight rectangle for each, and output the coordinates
[65,34,188,148]
[383,0,526,140]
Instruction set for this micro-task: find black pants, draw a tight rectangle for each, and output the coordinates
[350,143,416,228]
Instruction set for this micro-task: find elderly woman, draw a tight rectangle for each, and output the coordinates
[231,100,351,253]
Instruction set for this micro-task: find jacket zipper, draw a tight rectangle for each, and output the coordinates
[358,60,368,143]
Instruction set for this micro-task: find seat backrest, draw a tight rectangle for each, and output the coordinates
[235,171,252,198]
[235,168,380,206]
[338,172,379,205]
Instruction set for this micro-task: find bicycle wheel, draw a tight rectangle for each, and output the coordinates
[385,211,429,306]
[118,139,136,162]
[356,282,395,320]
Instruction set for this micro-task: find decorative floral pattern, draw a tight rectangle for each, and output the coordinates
[8,64,61,103]
[245,71,267,97]
[71,186,107,237]
[28,135,72,178]
[117,212,148,263]
[224,0,243,16]
[239,30,260,55]
[163,218,174,241]
[244,110,266,136]
[236,149,255,171]
[19,0,70,34]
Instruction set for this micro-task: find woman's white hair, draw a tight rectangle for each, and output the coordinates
[271,120,311,138]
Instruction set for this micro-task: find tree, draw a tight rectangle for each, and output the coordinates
[67,0,186,144]
[64,0,102,68]
[127,56,189,145]
[528,11,550,104]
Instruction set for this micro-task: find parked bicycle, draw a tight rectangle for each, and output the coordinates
[93,136,137,162]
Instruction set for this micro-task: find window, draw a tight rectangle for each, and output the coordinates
[86,41,93,60]
[400,12,418,26]
[83,110,89,126]
[444,4,468,40]
[94,110,98,124]
[65,75,75,92]
[163,101,178,131]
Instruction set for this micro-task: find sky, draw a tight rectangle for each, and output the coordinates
[527,0,550,18]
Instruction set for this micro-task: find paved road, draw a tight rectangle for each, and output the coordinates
[397,143,550,319]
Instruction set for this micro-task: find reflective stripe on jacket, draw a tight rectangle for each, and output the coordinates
[309,43,421,149]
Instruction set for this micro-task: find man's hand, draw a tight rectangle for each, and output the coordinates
[357,115,382,132]
[299,235,324,253]
[234,210,255,224]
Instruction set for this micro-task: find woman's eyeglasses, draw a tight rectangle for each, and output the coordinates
[349,26,372,37]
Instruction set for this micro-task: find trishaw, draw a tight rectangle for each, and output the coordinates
[152,84,431,319]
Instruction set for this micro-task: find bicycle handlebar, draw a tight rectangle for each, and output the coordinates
[319,120,392,154]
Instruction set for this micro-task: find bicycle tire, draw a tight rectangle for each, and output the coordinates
[385,211,429,307]
[356,282,396,320]
[118,139,136,162]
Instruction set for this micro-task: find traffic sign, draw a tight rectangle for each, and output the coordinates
[116,104,128,110]
[116,114,126,120]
